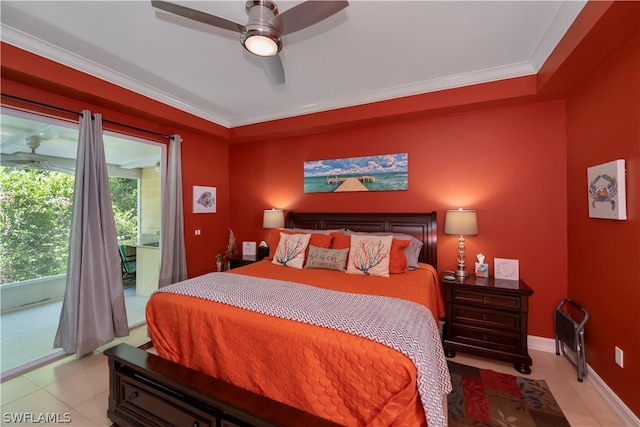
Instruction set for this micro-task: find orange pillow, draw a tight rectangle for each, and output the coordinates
[389,238,410,274]
[330,232,351,250]
[269,229,332,260]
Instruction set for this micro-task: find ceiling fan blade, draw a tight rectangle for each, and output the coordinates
[272,1,348,35]
[261,55,285,85]
[151,1,244,33]
[50,164,75,175]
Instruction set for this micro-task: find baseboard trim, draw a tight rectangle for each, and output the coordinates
[528,335,557,353]
[586,364,640,427]
[528,335,639,427]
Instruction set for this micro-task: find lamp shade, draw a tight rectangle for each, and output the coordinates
[263,209,284,229]
[444,209,478,236]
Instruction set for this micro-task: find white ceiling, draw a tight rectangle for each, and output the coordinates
[1,1,586,129]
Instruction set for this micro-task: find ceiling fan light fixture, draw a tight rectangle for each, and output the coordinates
[241,31,281,56]
[152,0,349,84]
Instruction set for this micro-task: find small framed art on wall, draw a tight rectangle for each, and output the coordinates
[193,185,216,214]
[587,159,626,220]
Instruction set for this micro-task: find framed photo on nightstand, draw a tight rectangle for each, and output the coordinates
[242,241,256,259]
[494,258,519,280]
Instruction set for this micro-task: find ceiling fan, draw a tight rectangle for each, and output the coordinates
[1,135,74,175]
[151,0,349,84]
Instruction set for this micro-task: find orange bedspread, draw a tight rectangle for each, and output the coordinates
[146,261,446,427]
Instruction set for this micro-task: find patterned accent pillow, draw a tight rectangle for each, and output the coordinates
[346,234,393,277]
[269,229,332,260]
[305,245,349,272]
[333,232,409,274]
[344,230,423,270]
[272,233,311,268]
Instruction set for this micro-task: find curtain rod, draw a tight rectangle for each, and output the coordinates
[1,93,172,140]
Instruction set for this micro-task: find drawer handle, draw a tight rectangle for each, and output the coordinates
[127,391,138,401]
[191,422,199,427]
[482,296,488,304]
[482,334,488,341]
[482,314,488,321]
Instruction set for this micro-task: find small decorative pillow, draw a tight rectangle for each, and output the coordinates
[330,232,351,250]
[272,233,311,268]
[346,234,393,277]
[305,245,349,272]
[344,230,423,270]
[389,238,410,274]
[269,229,332,259]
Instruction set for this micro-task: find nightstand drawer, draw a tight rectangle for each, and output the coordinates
[449,324,521,353]
[451,304,520,331]
[451,288,522,310]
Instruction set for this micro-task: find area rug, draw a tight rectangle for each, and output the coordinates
[447,361,570,427]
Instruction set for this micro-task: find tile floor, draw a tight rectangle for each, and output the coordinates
[1,285,148,374]
[0,331,629,427]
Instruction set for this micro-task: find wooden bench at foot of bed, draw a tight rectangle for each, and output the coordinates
[105,344,341,427]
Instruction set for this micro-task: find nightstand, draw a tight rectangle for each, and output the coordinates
[228,256,257,270]
[442,274,534,374]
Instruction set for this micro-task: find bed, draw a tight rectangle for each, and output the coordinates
[145,212,451,427]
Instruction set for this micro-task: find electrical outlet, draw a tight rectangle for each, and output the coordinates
[615,346,623,368]
[194,229,201,236]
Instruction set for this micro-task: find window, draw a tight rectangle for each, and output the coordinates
[0,168,74,283]
[0,107,163,375]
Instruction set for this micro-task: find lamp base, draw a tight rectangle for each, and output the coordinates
[454,268,469,279]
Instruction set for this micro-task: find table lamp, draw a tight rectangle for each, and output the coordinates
[260,209,284,259]
[444,208,478,278]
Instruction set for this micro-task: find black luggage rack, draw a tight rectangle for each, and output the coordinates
[554,298,590,382]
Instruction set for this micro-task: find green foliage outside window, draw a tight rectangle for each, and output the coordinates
[109,177,138,242]
[0,167,138,284]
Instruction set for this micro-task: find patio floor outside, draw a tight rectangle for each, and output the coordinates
[1,284,148,374]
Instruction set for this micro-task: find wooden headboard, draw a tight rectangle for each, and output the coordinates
[285,212,438,269]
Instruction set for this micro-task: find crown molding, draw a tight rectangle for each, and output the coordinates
[228,61,536,127]
[529,1,587,71]
[2,16,562,130]
[1,24,232,128]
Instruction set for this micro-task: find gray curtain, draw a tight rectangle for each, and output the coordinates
[54,110,129,356]
[158,134,187,287]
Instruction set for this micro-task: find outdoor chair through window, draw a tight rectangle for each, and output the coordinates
[118,244,136,281]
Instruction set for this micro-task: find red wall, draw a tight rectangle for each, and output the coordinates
[229,101,568,339]
[566,33,640,417]
[2,1,639,416]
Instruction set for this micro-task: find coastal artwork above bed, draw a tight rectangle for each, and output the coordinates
[304,153,408,193]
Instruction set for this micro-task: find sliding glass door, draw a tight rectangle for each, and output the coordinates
[0,107,163,377]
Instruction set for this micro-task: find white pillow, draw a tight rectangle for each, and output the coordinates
[272,233,311,269]
[346,234,393,277]
[344,230,423,270]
